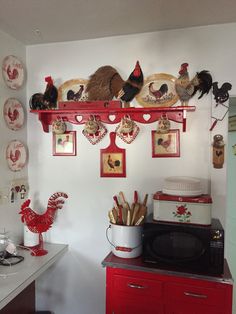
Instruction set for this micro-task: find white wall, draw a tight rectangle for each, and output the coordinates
[226,99,236,312]
[0,29,26,244]
[26,23,236,314]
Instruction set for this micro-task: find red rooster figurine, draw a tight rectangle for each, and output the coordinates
[19,192,68,256]
[8,108,19,122]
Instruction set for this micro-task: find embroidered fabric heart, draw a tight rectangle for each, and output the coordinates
[82,120,107,145]
[157,114,171,134]
[115,117,139,144]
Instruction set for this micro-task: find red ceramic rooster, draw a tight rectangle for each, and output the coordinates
[86,61,144,107]
[19,192,68,256]
[10,149,21,163]
[8,108,19,122]
[7,65,19,80]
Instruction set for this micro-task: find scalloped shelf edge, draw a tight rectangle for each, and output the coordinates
[30,105,196,133]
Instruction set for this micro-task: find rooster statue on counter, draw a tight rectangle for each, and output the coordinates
[175,63,213,106]
[86,61,144,107]
[19,192,68,256]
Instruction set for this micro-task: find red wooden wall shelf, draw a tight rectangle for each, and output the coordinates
[30,102,196,133]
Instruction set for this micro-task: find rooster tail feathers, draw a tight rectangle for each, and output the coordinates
[195,70,213,99]
[86,66,123,101]
[49,192,68,201]
[47,192,68,210]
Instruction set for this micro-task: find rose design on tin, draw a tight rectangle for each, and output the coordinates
[173,204,191,223]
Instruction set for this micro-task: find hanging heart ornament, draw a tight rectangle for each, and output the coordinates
[52,118,67,134]
[157,114,171,134]
[82,115,107,145]
[115,115,139,144]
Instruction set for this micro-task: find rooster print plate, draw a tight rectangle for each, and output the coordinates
[3,98,25,130]
[136,73,179,107]
[6,140,27,171]
[58,79,88,102]
[2,55,25,90]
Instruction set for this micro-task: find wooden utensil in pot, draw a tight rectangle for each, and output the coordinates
[113,196,123,225]
[131,191,140,225]
[135,194,148,225]
[119,191,130,225]
[108,210,116,224]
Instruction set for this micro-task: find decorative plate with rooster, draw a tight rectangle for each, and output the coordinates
[3,98,25,131]
[2,55,25,90]
[136,73,179,107]
[6,140,27,171]
[58,78,88,101]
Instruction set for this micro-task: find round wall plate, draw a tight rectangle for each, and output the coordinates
[3,98,25,130]
[6,140,27,171]
[2,55,25,90]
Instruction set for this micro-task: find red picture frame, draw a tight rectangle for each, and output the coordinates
[100,132,126,177]
[53,131,76,156]
[152,129,180,158]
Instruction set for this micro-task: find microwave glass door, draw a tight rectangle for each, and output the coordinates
[150,231,205,262]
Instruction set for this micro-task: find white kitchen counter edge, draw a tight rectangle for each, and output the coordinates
[0,242,68,310]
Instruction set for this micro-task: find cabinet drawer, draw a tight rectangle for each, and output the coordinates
[114,274,162,299]
[165,282,226,307]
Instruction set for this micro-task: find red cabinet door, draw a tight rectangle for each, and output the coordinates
[113,295,164,314]
[165,302,225,314]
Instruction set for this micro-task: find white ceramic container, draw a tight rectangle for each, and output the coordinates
[107,224,142,258]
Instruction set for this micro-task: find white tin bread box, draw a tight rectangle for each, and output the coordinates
[153,192,212,225]
[153,177,212,225]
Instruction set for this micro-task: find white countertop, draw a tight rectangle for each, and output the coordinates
[0,242,68,310]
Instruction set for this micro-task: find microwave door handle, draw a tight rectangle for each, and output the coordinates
[184,291,208,299]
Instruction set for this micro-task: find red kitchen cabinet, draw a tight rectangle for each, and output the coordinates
[102,253,233,314]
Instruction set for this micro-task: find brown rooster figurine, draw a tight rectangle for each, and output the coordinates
[175,63,212,106]
[19,192,68,256]
[86,61,144,107]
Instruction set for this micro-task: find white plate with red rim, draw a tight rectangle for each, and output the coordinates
[2,55,25,90]
[6,140,27,171]
[3,98,25,130]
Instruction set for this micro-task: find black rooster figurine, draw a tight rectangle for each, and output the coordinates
[29,76,58,110]
[43,76,58,109]
[212,82,232,104]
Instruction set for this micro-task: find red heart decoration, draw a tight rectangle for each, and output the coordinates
[15,186,20,193]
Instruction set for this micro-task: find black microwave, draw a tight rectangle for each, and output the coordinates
[142,215,224,275]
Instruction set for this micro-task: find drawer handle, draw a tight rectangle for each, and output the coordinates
[184,292,207,299]
[128,283,147,289]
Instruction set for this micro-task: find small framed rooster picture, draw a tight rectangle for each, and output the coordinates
[100,132,126,177]
[152,129,180,158]
[53,131,76,156]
